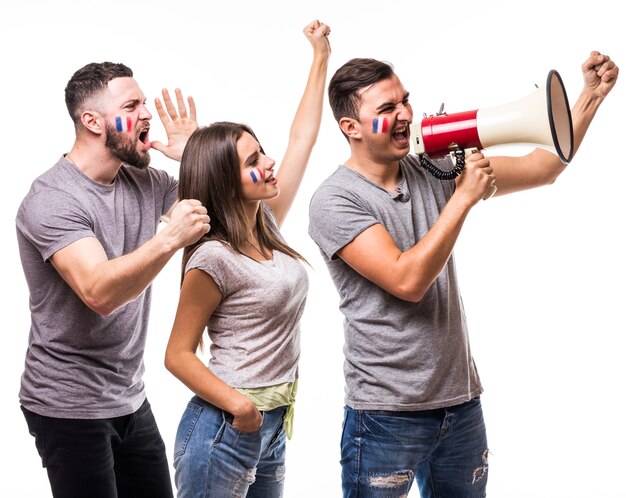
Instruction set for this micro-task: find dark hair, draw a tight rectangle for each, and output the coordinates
[328,58,395,140]
[179,122,306,282]
[64,62,133,126]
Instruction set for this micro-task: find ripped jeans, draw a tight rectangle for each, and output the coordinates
[173,395,287,498]
[341,397,488,498]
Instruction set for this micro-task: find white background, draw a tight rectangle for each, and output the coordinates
[1,1,624,497]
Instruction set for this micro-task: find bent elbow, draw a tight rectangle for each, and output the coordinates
[399,291,426,303]
[536,159,568,188]
[543,170,561,186]
[164,351,174,374]
[393,283,427,303]
[84,295,116,317]
[164,349,183,376]
[83,288,138,317]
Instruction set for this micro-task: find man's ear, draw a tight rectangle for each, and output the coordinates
[339,117,362,140]
[80,111,105,136]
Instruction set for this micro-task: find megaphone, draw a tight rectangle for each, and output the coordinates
[409,70,574,198]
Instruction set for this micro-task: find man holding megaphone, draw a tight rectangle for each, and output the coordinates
[308,51,618,497]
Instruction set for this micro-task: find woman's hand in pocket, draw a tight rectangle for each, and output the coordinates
[232,398,263,432]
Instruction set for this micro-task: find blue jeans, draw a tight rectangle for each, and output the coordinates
[21,398,173,498]
[173,395,287,498]
[341,397,489,498]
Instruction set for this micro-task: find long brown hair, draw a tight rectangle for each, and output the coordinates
[178,122,306,283]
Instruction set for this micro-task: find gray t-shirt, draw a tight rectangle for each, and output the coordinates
[308,154,482,411]
[16,156,177,419]
[186,209,309,388]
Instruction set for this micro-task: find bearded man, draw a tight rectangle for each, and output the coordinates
[15,62,210,498]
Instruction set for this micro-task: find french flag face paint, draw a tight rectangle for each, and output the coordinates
[372,116,389,134]
[249,167,265,183]
[115,116,132,133]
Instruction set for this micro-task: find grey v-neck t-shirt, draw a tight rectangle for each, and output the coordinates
[185,210,309,388]
[308,154,482,411]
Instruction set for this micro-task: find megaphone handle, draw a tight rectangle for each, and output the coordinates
[418,153,464,181]
[460,148,497,201]
[483,183,497,200]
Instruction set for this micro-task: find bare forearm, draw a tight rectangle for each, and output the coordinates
[165,350,252,418]
[570,88,605,156]
[85,229,179,315]
[395,195,472,301]
[492,87,608,196]
[289,54,329,145]
[52,199,209,316]
[344,194,474,303]
[272,53,329,224]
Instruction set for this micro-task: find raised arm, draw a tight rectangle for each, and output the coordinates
[338,153,495,302]
[165,269,263,432]
[51,200,210,316]
[490,51,619,196]
[51,88,209,316]
[267,19,331,226]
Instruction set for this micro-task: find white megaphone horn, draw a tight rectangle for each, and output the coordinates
[409,70,574,199]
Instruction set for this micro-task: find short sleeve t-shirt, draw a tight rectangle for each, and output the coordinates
[308,155,483,411]
[185,207,309,388]
[16,157,177,418]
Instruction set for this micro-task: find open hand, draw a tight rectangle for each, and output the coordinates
[151,88,198,162]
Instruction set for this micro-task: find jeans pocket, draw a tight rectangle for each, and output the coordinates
[221,410,264,437]
[213,418,263,472]
[174,400,203,458]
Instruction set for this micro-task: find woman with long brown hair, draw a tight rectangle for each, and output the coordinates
[164,19,331,498]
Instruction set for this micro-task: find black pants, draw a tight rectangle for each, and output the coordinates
[22,399,173,498]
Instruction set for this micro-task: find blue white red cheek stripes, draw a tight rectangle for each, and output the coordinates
[372,117,389,134]
[115,116,132,132]
[249,167,265,183]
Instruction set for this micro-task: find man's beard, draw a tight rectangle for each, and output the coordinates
[105,123,151,169]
